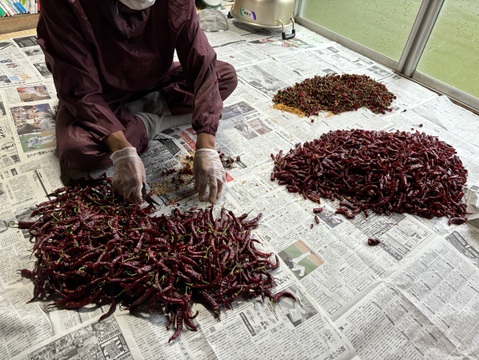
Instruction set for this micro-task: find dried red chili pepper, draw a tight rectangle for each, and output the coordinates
[19,175,294,342]
[271,129,468,224]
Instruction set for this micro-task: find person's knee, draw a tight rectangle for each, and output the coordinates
[217,61,238,99]
[59,139,111,172]
[56,103,112,172]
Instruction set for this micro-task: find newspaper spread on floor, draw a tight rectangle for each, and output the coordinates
[0,11,478,360]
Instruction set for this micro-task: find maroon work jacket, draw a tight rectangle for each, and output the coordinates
[37,0,222,143]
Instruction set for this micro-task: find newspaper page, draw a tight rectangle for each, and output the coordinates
[1,8,479,360]
[335,237,479,359]
[0,36,43,89]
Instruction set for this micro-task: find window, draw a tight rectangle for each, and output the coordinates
[416,0,479,99]
[298,0,422,61]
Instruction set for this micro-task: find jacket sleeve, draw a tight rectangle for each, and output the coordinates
[173,1,223,136]
[37,0,126,142]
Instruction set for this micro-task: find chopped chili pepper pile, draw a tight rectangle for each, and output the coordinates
[271,129,468,225]
[153,151,241,196]
[272,74,396,116]
[19,175,293,342]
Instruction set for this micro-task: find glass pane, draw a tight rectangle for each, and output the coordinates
[416,0,479,99]
[299,0,422,61]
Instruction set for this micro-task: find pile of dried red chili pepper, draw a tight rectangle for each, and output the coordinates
[271,129,468,225]
[272,74,396,116]
[19,175,293,342]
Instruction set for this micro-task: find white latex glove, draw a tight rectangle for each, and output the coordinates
[110,147,146,203]
[193,149,226,204]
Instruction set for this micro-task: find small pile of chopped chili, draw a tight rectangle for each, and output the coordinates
[152,151,241,199]
[271,129,468,225]
[272,74,396,116]
[219,151,241,168]
[19,175,294,342]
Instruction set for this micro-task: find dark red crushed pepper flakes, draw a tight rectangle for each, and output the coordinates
[272,74,396,116]
[367,238,381,246]
[271,129,468,224]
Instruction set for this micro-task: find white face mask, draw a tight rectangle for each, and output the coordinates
[118,0,156,10]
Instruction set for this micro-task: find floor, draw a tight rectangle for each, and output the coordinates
[1,10,478,360]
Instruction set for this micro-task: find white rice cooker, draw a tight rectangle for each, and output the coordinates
[229,0,296,39]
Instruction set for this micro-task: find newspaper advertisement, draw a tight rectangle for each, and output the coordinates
[1,10,479,360]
